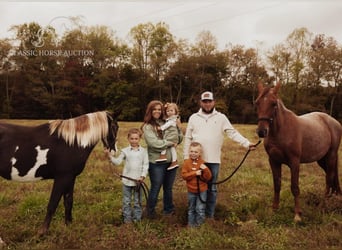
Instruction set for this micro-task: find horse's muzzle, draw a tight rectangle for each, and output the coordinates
[256,128,268,138]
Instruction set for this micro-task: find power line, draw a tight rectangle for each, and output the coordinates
[112,2,220,28]
[111,2,187,25]
[171,2,284,32]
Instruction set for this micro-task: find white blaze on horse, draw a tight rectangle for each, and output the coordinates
[0,111,118,236]
[255,82,341,222]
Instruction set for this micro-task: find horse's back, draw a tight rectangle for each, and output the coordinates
[298,112,342,161]
[300,112,342,140]
[0,122,50,143]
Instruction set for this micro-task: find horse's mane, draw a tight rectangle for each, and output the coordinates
[256,85,295,119]
[49,111,109,148]
[255,85,273,103]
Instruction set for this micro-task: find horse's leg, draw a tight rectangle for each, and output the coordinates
[319,150,341,196]
[269,158,281,211]
[317,156,330,195]
[328,151,341,195]
[38,177,65,236]
[289,160,302,222]
[63,176,76,225]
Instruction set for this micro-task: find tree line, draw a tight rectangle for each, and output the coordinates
[0,20,341,123]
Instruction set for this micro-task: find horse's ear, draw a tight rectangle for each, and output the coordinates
[110,108,122,120]
[274,81,281,95]
[257,81,264,94]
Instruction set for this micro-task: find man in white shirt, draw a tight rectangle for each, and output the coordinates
[183,91,256,218]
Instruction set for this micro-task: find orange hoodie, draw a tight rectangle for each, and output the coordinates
[181,157,212,193]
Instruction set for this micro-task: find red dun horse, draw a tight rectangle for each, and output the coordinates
[255,82,341,222]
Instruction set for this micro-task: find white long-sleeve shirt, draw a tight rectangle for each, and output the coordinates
[110,145,149,186]
[160,115,179,143]
[183,109,250,163]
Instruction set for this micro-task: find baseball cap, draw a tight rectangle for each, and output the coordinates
[201,91,214,101]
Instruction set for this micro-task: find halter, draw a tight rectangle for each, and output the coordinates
[257,101,278,125]
[257,116,274,124]
[102,116,118,151]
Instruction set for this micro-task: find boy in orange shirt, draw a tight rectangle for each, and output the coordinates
[181,142,212,227]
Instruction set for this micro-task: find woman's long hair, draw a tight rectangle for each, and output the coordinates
[141,100,164,136]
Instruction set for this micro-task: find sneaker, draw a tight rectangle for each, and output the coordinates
[155,154,167,162]
[167,161,179,170]
[206,217,216,225]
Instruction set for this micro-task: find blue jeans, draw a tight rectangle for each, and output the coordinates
[187,191,207,227]
[122,184,142,223]
[205,163,220,218]
[147,162,177,217]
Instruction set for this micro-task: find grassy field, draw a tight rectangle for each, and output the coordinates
[0,120,341,249]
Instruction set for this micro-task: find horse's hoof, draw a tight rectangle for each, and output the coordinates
[294,214,302,222]
[272,204,279,211]
[0,237,6,247]
[37,227,48,237]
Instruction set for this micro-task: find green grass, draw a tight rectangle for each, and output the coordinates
[0,121,341,249]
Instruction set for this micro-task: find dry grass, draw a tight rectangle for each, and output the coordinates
[0,121,341,249]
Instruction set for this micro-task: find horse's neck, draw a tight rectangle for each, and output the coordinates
[273,100,296,133]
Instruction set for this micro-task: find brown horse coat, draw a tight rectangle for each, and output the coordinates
[255,82,341,221]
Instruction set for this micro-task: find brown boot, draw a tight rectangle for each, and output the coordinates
[167,160,179,170]
[155,154,167,162]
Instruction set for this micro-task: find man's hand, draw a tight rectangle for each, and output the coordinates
[249,140,261,151]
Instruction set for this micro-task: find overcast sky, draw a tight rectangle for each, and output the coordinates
[0,0,341,50]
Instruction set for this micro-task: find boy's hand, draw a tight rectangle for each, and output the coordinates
[199,164,207,170]
[104,148,111,156]
[196,170,202,176]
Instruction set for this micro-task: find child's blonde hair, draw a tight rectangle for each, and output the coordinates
[189,142,202,152]
[127,128,142,138]
[163,102,179,118]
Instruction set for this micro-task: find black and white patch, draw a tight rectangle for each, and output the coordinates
[11,145,49,182]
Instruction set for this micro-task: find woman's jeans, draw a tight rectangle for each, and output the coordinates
[122,184,142,223]
[147,162,177,217]
[187,191,207,227]
[204,163,220,218]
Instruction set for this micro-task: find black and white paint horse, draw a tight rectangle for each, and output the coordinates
[0,111,118,236]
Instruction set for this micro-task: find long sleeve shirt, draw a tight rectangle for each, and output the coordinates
[181,157,212,193]
[183,109,250,163]
[110,145,149,186]
[142,122,174,163]
[160,115,179,143]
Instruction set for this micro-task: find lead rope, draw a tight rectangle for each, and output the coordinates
[196,175,208,203]
[110,169,150,207]
[120,174,149,206]
[195,140,261,203]
[211,140,261,185]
